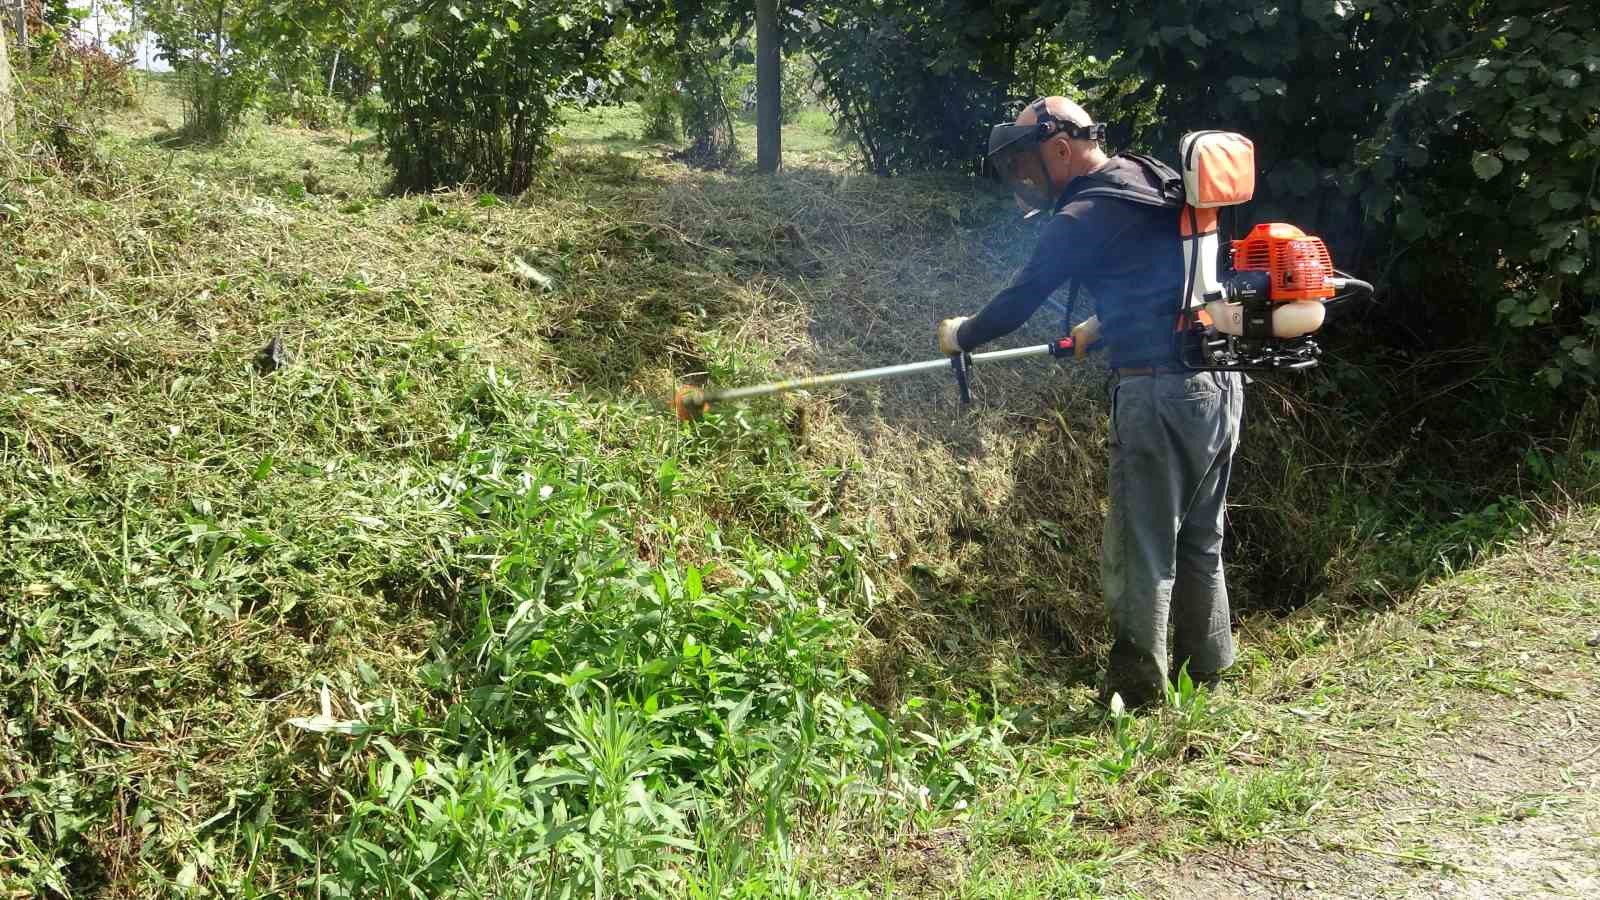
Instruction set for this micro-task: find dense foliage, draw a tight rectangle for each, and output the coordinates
[805,0,1029,175]
[1366,1,1599,388]
[374,0,627,192]
[144,0,267,138]
[5,2,1598,895]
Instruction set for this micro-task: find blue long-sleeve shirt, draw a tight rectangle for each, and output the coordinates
[957,158,1187,368]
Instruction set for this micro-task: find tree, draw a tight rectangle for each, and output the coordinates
[1,14,13,147]
[375,0,634,193]
[9,0,25,66]
[805,0,1045,174]
[144,0,267,138]
[754,0,778,172]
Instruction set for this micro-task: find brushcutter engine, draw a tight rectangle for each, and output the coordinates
[1166,132,1374,374]
[1182,222,1373,372]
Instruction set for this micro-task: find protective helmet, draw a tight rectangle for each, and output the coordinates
[986,99,1106,215]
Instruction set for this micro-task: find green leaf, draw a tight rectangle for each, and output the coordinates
[276,836,313,862]
[1557,255,1585,275]
[252,454,275,481]
[399,20,420,37]
[1501,143,1529,162]
[448,5,463,20]
[726,692,755,735]
[1549,191,1581,211]
[1572,347,1596,368]
[655,458,678,496]
[638,657,675,677]
[556,13,576,29]
[1471,153,1503,180]
[1553,69,1580,88]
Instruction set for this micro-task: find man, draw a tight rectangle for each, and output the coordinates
[938,96,1244,709]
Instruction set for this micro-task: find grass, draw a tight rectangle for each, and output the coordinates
[3,76,1599,898]
[558,101,856,166]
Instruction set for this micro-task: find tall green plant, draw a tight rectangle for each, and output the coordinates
[375,0,629,193]
[145,0,266,139]
[676,40,738,168]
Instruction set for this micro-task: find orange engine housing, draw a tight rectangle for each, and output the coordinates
[1231,223,1335,302]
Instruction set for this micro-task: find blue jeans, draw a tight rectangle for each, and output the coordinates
[1101,370,1243,706]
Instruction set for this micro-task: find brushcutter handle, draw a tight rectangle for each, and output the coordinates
[949,352,973,407]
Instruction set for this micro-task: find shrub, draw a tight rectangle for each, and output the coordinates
[1365,2,1600,389]
[144,0,265,140]
[807,0,1016,175]
[349,90,385,128]
[675,45,738,169]
[639,84,680,141]
[375,0,627,194]
[260,86,341,130]
[8,41,132,177]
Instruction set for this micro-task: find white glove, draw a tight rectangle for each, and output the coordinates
[938,316,970,355]
[1070,316,1101,360]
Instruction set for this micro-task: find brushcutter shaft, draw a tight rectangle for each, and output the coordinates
[703,342,1064,405]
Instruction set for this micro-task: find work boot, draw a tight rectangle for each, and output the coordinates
[1097,636,1167,711]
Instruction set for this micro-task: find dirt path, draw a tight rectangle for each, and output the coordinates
[1123,518,1600,899]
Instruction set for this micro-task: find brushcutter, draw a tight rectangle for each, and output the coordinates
[674,335,1083,420]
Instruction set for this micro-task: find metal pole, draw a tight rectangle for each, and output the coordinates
[704,342,1058,404]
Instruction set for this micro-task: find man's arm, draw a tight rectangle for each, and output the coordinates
[955,203,1106,351]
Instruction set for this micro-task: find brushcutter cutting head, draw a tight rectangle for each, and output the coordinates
[674,386,708,421]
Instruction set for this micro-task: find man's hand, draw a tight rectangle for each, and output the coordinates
[1070,316,1101,360]
[938,317,970,355]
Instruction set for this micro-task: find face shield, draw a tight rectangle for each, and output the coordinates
[985,115,1107,217]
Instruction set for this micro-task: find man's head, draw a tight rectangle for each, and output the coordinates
[987,96,1109,215]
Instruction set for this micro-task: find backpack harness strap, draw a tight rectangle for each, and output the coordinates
[1050,155,1205,338]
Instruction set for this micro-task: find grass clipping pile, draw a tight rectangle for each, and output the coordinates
[648,165,1118,686]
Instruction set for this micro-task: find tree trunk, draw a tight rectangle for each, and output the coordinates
[755,0,780,173]
[0,13,14,147]
[10,0,26,66]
